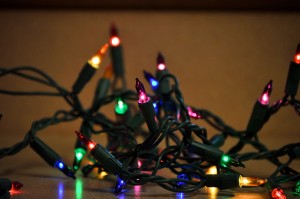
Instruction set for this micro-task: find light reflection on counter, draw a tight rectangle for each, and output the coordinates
[134,185,141,199]
[206,187,218,199]
[57,182,64,199]
[76,178,83,199]
[176,192,184,199]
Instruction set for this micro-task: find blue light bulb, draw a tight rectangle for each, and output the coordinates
[150,78,159,89]
[115,177,126,193]
[55,161,65,169]
[153,102,159,113]
[177,173,189,186]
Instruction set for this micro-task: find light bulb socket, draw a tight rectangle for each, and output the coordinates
[91,144,123,175]
[284,61,300,97]
[91,78,110,111]
[246,101,268,133]
[30,137,60,167]
[0,178,12,191]
[125,112,145,131]
[110,45,124,77]
[209,134,225,148]
[205,174,241,189]
[72,63,97,94]
[138,98,159,136]
[188,141,223,165]
[156,70,171,95]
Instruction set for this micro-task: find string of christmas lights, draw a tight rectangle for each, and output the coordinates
[0,25,299,199]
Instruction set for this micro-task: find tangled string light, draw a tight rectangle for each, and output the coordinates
[0,24,299,199]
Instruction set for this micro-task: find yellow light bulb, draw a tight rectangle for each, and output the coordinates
[98,171,108,179]
[206,166,218,175]
[239,176,266,187]
[88,43,109,69]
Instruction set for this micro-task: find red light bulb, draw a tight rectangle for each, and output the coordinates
[110,36,121,47]
[157,52,166,71]
[110,24,121,47]
[293,43,300,64]
[271,188,286,199]
[75,131,96,150]
[259,80,272,105]
[11,181,23,191]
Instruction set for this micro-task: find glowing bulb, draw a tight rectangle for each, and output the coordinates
[136,78,150,103]
[115,177,126,193]
[271,188,286,199]
[75,131,96,150]
[57,161,64,169]
[143,70,159,90]
[11,181,23,191]
[187,106,202,119]
[153,102,159,113]
[90,56,101,66]
[206,166,218,175]
[157,52,166,71]
[88,143,95,150]
[259,80,272,105]
[150,79,158,88]
[110,36,121,47]
[296,180,300,193]
[139,92,147,103]
[220,155,231,166]
[115,97,129,115]
[260,93,269,105]
[157,63,166,70]
[239,176,266,187]
[99,171,108,179]
[137,160,142,168]
[177,173,189,186]
[87,43,109,69]
[75,148,86,162]
[293,44,300,64]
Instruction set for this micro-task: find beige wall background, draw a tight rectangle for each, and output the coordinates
[0,10,299,175]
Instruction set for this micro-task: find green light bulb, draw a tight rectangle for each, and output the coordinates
[296,180,300,193]
[75,148,86,162]
[220,154,231,166]
[115,97,128,115]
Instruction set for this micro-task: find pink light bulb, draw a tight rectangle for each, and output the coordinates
[258,80,272,106]
[259,93,269,105]
[187,106,202,119]
[137,160,142,168]
[139,92,148,103]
